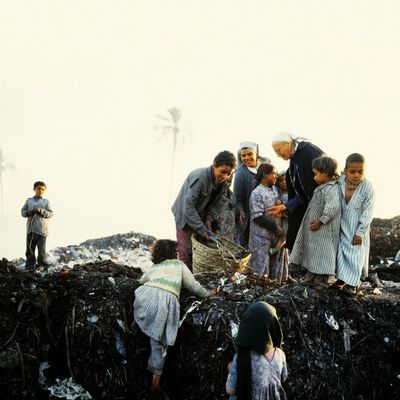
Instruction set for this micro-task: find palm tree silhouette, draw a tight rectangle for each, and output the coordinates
[154,107,191,189]
[0,150,16,217]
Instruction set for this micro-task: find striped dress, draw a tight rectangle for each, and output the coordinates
[336,176,375,286]
[290,180,341,275]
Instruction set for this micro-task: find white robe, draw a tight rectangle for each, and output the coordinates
[336,175,375,287]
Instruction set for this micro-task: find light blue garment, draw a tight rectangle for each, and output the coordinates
[21,197,53,237]
[226,350,288,400]
[336,175,375,286]
[290,181,341,275]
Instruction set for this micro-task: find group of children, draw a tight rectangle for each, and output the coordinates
[133,238,287,399]
[171,143,374,297]
[290,152,374,295]
[20,143,374,399]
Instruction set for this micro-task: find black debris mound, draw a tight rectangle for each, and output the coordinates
[0,258,399,400]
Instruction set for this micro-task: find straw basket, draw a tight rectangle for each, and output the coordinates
[192,235,250,275]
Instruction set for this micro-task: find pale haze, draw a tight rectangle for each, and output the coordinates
[1,1,399,260]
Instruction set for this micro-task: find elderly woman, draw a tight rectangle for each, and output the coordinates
[233,141,270,248]
[268,132,324,251]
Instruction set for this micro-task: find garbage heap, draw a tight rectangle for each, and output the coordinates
[0,259,399,400]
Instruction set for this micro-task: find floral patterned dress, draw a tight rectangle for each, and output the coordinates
[249,184,283,277]
[226,349,288,400]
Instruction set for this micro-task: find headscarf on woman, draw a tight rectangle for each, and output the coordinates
[270,132,324,250]
[235,301,283,400]
[234,141,273,247]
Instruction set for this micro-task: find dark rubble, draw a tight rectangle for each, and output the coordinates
[0,218,400,400]
[0,259,399,400]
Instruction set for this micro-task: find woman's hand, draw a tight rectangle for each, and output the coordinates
[268,204,286,217]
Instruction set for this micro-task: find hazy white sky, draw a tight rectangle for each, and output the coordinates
[1,0,399,259]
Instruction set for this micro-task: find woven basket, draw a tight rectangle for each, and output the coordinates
[192,235,250,275]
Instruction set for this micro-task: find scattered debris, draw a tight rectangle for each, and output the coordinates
[0,225,399,399]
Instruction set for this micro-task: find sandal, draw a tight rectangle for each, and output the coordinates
[342,285,357,296]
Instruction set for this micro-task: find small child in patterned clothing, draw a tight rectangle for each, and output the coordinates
[248,163,286,279]
[133,239,216,395]
[226,301,288,400]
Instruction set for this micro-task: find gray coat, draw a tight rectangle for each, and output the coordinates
[21,197,53,237]
[171,166,226,233]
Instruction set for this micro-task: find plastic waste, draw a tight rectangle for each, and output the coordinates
[39,361,50,385]
[112,329,127,363]
[230,320,239,338]
[322,312,339,330]
[47,377,92,399]
[343,321,357,353]
[86,315,98,324]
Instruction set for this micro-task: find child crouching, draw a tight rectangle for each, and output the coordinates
[133,239,216,394]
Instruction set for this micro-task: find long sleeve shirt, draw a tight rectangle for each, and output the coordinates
[140,259,209,298]
[21,196,53,237]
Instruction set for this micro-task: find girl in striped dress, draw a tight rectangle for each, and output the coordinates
[335,153,375,296]
[290,156,341,289]
[133,240,216,394]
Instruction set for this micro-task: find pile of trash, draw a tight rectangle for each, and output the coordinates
[1,219,400,400]
[370,216,400,263]
[12,231,155,272]
[1,257,399,399]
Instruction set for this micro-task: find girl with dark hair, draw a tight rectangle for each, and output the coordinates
[133,239,216,394]
[290,156,341,289]
[248,164,286,279]
[226,302,287,400]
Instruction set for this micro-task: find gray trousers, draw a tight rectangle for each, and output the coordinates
[25,233,49,268]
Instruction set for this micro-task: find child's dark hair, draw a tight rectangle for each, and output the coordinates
[312,156,338,178]
[151,239,178,264]
[213,151,237,168]
[345,153,365,167]
[255,163,275,184]
[33,181,46,189]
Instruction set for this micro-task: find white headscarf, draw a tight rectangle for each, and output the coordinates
[237,141,260,171]
[238,141,259,154]
[271,132,297,143]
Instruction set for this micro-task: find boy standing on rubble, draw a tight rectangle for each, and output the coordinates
[335,153,375,296]
[21,181,53,271]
